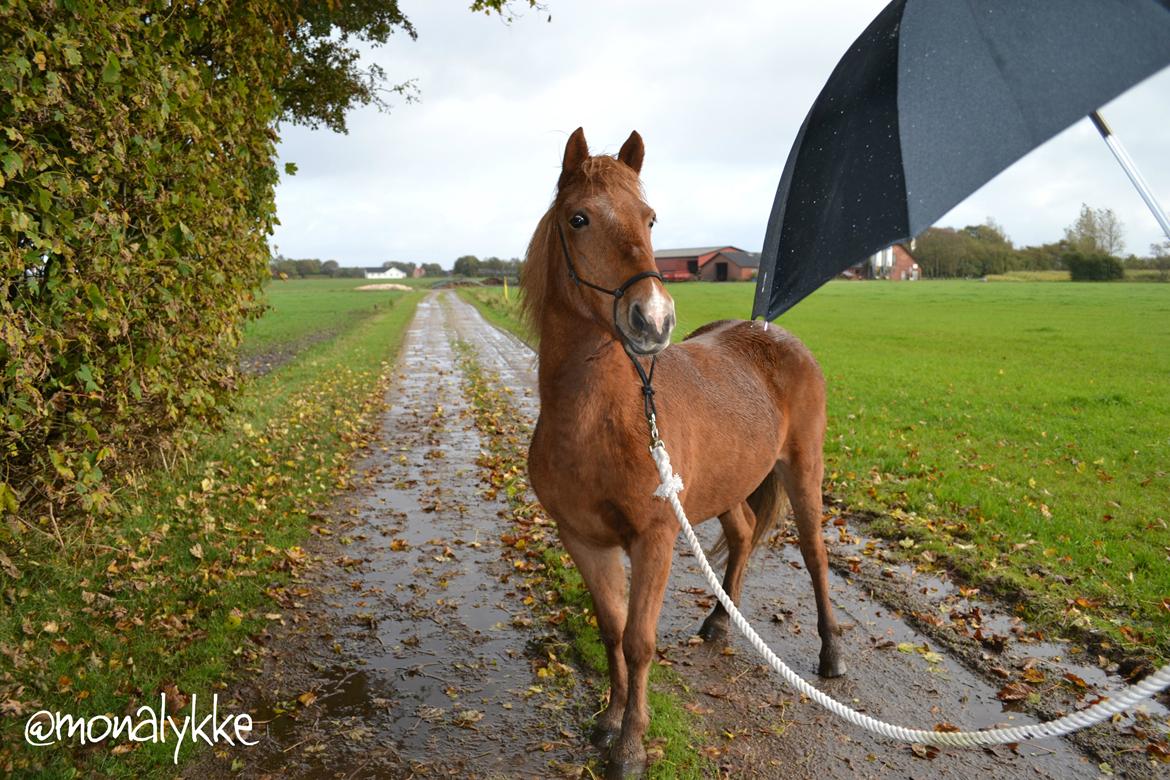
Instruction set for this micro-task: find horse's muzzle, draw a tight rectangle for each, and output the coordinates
[624,298,675,355]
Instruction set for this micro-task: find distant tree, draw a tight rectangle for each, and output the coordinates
[962,218,1016,275]
[381,260,414,274]
[453,255,480,276]
[293,258,323,276]
[1016,241,1068,271]
[451,255,521,277]
[270,257,301,278]
[913,227,966,278]
[965,217,1010,245]
[1064,204,1125,256]
[421,262,445,277]
[914,219,1019,277]
[322,259,340,276]
[1151,239,1170,281]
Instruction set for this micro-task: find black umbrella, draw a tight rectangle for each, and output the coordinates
[753,0,1170,321]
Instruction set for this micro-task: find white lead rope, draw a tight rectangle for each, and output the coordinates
[648,442,1170,748]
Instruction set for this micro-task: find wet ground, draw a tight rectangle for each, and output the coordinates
[199,291,1168,779]
[194,294,587,779]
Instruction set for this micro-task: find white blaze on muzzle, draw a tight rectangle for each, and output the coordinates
[640,283,674,338]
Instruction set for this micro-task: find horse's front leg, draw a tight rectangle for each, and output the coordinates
[558,530,629,748]
[608,527,674,780]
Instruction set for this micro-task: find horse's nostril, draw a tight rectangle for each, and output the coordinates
[630,304,647,333]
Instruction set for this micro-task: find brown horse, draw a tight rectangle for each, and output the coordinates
[524,128,844,778]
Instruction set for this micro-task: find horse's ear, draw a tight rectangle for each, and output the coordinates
[617,130,644,175]
[559,127,589,191]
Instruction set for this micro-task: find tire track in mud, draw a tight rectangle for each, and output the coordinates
[442,292,1167,779]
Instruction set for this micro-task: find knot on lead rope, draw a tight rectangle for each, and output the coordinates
[650,443,684,500]
[640,383,655,419]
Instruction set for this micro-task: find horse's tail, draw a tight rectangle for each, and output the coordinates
[709,464,789,562]
[747,464,789,551]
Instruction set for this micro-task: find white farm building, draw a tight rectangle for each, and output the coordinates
[363,267,407,280]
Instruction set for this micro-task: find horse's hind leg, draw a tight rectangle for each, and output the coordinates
[559,530,629,749]
[698,502,754,643]
[779,452,846,678]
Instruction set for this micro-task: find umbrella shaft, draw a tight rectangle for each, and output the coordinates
[1090,111,1170,243]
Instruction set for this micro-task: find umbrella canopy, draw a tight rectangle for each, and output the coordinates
[753,0,1170,321]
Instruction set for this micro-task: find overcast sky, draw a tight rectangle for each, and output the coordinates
[271,0,1170,268]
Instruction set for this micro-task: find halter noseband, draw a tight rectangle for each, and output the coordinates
[556,221,665,449]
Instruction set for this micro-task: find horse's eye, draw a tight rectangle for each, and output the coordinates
[649,216,657,229]
[569,213,589,229]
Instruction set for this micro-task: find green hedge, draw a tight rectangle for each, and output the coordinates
[0,2,285,530]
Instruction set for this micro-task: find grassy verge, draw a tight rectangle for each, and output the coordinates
[243,277,418,357]
[452,340,712,779]
[0,291,423,777]
[460,280,1170,662]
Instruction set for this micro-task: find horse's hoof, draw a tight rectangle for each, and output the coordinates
[698,614,729,643]
[818,652,846,678]
[590,722,620,750]
[604,754,647,780]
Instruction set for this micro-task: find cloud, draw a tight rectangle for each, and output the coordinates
[272,0,1170,266]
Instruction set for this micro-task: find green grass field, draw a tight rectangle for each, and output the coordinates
[460,281,1170,657]
[242,277,427,356]
[2,283,423,776]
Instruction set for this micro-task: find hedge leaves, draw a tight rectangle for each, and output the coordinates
[1,1,285,532]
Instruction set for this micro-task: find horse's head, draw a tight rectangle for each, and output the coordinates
[549,127,675,355]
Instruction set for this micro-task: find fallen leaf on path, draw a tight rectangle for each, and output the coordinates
[453,709,483,727]
[996,682,1034,702]
[1021,667,1046,684]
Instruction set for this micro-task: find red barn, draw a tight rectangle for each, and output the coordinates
[699,249,760,281]
[653,245,746,281]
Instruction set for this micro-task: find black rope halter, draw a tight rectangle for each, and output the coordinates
[556,222,665,448]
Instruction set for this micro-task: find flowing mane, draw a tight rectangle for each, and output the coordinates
[520,155,647,333]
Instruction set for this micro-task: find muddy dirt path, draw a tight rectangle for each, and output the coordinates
[195,293,590,779]
[200,291,1166,779]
